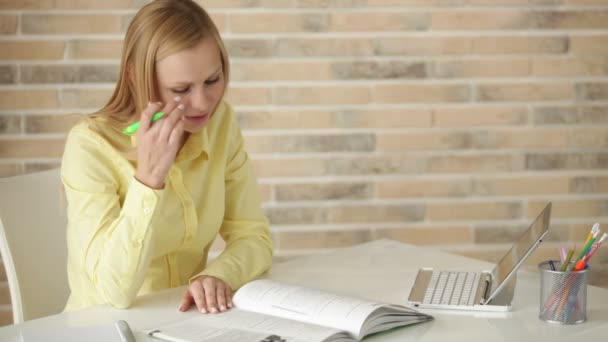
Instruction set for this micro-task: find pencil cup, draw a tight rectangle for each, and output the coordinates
[538,260,588,325]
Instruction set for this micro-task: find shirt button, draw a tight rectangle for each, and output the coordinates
[132,240,143,248]
[143,207,151,214]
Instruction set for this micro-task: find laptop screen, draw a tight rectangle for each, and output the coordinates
[490,203,552,293]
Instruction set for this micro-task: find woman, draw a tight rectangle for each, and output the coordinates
[61,0,273,315]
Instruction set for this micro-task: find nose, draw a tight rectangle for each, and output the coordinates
[189,86,210,113]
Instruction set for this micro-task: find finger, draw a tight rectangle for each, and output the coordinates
[138,102,162,134]
[216,281,227,312]
[202,278,218,314]
[190,281,208,314]
[179,290,193,312]
[148,97,179,134]
[226,286,234,309]
[160,102,186,142]
[168,118,185,147]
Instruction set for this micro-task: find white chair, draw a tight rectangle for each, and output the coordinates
[0,168,69,323]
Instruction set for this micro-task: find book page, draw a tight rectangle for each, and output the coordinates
[233,280,386,338]
[146,309,351,342]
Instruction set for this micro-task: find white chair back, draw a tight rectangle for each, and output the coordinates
[0,168,68,323]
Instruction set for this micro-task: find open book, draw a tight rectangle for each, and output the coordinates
[146,279,433,342]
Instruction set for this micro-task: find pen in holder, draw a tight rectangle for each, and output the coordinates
[538,260,588,325]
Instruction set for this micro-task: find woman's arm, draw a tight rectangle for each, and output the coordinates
[62,127,163,309]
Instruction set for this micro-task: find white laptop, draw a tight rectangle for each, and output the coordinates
[408,202,552,312]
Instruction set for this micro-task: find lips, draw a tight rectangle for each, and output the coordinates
[185,112,209,124]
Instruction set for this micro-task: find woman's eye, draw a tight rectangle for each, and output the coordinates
[205,77,220,85]
[172,88,190,94]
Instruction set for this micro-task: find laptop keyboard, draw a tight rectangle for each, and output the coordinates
[422,271,480,306]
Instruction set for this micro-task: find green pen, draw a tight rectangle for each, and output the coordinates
[122,111,165,135]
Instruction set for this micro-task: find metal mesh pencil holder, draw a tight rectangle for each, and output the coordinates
[538,260,588,325]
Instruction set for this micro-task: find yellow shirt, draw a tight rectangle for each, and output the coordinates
[61,101,273,311]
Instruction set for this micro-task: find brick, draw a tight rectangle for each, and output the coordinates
[473,129,568,149]
[330,204,425,223]
[526,152,608,170]
[570,35,608,55]
[473,36,568,55]
[329,12,430,31]
[433,107,528,127]
[427,154,522,173]
[377,178,472,198]
[22,14,125,35]
[238,111,334,129]
[196,0,261,9]
[61,88,113,109]
[465,0,562,5]
[25,114,81,134]
[0,138,65,158]
[473,176,570,196]
[531,106,580,125]
[40,0,147,9]
[334,109,432,128]
[278,38,374,57]
[376,225,473,245]
[570,176,608,194]
[373,84,470,104]
[251,158,326,178]
[431,10,533,30]
[532,57,608,77]
[0,15,17,34]
[209,13,227,33]
[0,0,52,9]
[477,83,574,102]
[0,65,16,84]
[529,199,608,219]
[566,0,608,4]
[276,229,373,250]
[67,40,123,60]
[238,109,432,129]
[577,82,608,100]
[225,39,276,58]
[376,131,473,152]
[224,86,272,106]
[374,37,471,56]
[244,133,375,153]
[232,61,331,81]
[428,201,522,221]
[265,206,329,225]
[366,0,469,6]
[534,10,608,29]
[0,163,22,177]
[0,90,59,110]
[0,115,21,134]
[433,59,531,78]
[568,128,608,149]
[0,306,12,327]
[273,86,371,105]
[24,162,61,173]
[230,13,328,33]
[580,106,608,124]
[20,64,119,84]
[258,183,271,202]
[326,156,421,175]
[276,182,372,201]
[0,41,65,61]
[331,61,427,80]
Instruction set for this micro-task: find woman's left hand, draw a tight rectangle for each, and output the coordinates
[179,275,233,314]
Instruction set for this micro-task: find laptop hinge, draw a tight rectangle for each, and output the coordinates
[480,274,492,305]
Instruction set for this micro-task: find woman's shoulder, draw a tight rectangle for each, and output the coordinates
[66,115,130,152]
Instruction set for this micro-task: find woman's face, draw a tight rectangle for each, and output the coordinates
[155,38,225,133]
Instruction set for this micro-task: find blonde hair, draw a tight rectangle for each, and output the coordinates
[86,0,229,151]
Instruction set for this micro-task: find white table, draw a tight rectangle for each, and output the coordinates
[1,239,607,341]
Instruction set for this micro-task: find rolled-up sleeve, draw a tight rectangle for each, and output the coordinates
[61,128,163,308]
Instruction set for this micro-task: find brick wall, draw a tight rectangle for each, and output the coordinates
[1,0,608,325]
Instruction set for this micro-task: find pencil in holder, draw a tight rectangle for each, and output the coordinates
[538,260,588,325]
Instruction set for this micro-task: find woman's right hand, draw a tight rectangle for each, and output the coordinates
[134,97,186,189]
